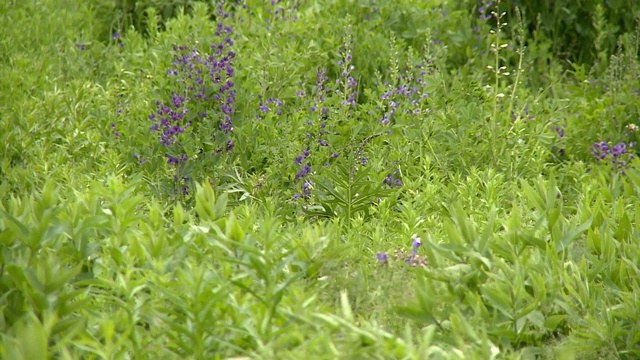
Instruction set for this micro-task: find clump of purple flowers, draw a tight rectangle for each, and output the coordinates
[145,3,236,196]
[478,1,494,21]
[256,97,284,119]
[336,44,358,108]
[377,62,430,126]
[376,236,428,267]
[592,141,636,172]
[264,0,300,27]
[293,147,313,199]
[111,32,124,48]
[149,2,236,149]
[291,65,338,200]
[383,172,403,189]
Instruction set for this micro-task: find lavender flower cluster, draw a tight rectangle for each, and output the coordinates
[478,1,494,21]
[336,44,358,108]
[291,68,333,199]
[383,172,403,189]
[139,3,237,197]
[592,141,636,172]
[378,63,431,126]
[147,3,236,170]
[290,39,414,200]
[256,96,284,119]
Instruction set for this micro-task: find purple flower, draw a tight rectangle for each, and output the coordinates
[302,180,313,198]
[376,252,388,262]
[296,165,311,180]
[383,172,403,188]
[612,143,627,158]
[412,237,422,253]
[225,139,235,152]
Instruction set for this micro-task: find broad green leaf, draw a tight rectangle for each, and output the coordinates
[556,217,593,254]
[544,314,566,331]
[340,290,354,322]
[480,284,513,319]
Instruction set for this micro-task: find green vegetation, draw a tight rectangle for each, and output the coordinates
[2,0,640,358]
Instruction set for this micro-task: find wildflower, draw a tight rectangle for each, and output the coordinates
[376,252,388,263]
[225,139,235,152]
[134,154,147,165]
[383,172,403,189]
[412,237,422,254]
[296,165,311,180]
[302,180,313,198]
[592,141,636,173]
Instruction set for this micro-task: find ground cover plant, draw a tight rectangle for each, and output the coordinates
[2,0,640,358]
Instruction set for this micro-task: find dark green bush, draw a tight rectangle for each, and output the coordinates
[491,0,639,68]
[113,0,208,34]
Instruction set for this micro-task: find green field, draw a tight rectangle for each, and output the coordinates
[2,0,640,359]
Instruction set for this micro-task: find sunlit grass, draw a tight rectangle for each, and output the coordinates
[2,1,640,359]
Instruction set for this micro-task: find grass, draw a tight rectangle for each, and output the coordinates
[2,0,640,359]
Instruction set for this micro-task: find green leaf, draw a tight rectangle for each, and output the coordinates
[0,209,29,238]
[544,314,566,331]
[13,313,48,360]
[340,290,354,323]
[195,181,216,221]
[556,217,593,254]
[395,305,437,324]
[480,284,513,319]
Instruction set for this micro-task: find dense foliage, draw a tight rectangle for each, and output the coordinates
[2,0,640,359]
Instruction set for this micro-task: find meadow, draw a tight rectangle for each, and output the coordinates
[2,0,640,358]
